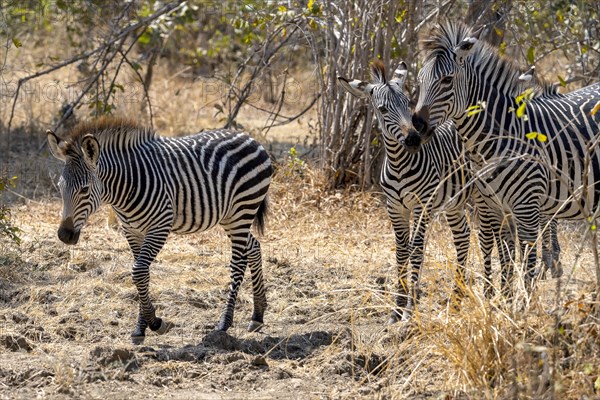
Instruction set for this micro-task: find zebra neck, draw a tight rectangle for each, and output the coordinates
[382,136,418,168]
[454,77,528,158]
[96,149,143,210]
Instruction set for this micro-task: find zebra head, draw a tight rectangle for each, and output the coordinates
[47,130,103,245]
[414,21,481,141]
[338,60,423,153]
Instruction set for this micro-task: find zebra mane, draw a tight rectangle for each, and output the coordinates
[419,20,555,99]
[63,116,156,153]
[370,59,387,84]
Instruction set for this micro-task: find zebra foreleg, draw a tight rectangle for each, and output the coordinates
[446,209,470,306]
[129,227,173,344]
[550,219,563,278]
[405,210,430,319]
[388,218,412,324]
[477,211,496,299]
[216,225,251,331]
[247,233,267,332]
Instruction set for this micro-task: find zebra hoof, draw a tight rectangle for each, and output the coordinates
[131,335,145,345]
[247,320,263,332]
[551,262,563,279]
[387,311,401,325]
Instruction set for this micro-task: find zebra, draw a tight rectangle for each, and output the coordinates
[413,20,600,294]
[338,60,473,322]
[338,60,558,308]
[47,117,273,344]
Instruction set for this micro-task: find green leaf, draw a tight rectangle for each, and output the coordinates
[527,46,535,65]
[516,88,534,105]
[595,376,600,391]
[584,364,594,375]
[307,0,320,14]
[526,132,547,142]
[516,102,527,118]
[499,42,507,56]
[395,10,407,23]
[138,29,152,45]
[12,38,22,48]
[466,102,486,117]
[557,75,567,87]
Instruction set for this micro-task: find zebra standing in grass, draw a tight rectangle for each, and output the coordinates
[338,60,474,322]
[413,20,600,294]
[47,117,272,344]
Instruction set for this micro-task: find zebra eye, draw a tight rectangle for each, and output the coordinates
[441,75,453,85]
[79,185,90,194]
[378,105,388,113]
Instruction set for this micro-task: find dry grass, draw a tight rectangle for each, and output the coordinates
[1,158,599,399]
[1,22,599,400]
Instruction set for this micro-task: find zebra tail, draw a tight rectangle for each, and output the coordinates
[253,196,269,236]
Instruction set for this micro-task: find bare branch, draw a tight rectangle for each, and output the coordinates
[7,0,186,135]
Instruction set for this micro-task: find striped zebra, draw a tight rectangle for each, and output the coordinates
[338,60,473,322]
[47,117,272,343]
[413,21,600,294]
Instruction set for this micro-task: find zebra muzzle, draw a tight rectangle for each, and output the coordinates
[58,217,80,245]
[404,130,422,153]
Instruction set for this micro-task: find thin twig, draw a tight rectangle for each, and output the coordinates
[261,70,288,136]
[102,28,146,114]
[118,49,155,129]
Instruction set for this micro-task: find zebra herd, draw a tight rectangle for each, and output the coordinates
[47,20,600,343]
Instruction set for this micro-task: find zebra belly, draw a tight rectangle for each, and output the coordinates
[171,185,228,233]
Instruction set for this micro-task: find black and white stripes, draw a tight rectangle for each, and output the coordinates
[414,21,600,293]
[48,117,272,343]
[339,60,473,321]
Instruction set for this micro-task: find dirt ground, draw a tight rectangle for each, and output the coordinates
[1,156,599,399]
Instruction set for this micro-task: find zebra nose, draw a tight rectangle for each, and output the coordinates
[404,130,421,153]
[412,112,429,135]
[58,217,80,245]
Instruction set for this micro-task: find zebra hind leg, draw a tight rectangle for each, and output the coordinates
[216,224,251,332]
[247,233,267,332]
[498,226,516,300]
[541,218,563,279]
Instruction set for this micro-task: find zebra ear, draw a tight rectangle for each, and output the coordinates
[518,65,536,83]
[337,76,373,98]
[47,130,67,162]
[391,61,408,86]
[81,134,100,168]
[454,36,477,65]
